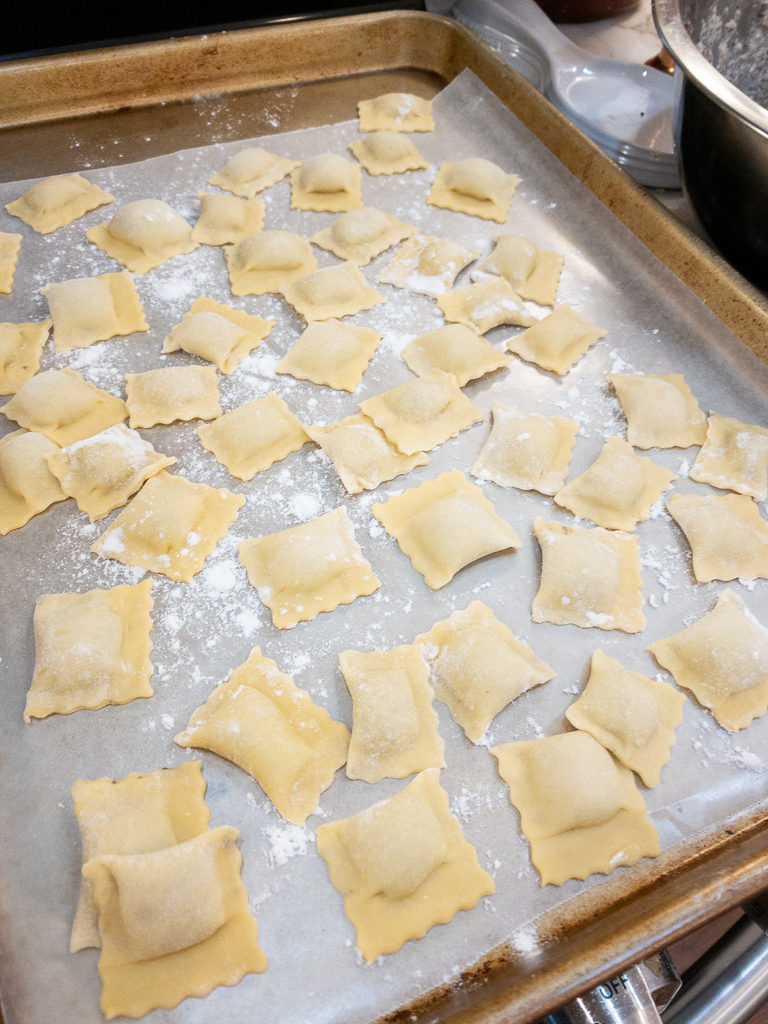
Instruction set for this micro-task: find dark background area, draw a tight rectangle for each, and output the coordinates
[1,1,423,61]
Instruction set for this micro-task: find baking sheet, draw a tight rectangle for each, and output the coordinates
[1,67,767,1024]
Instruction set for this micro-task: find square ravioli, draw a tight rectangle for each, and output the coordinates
[0,231,22,293]
[208,146,298,197]
[690,411,768,499]
[161,296,273,374]
[87,198,197,273]
[198,392,309,481]
[276,319,382,392]
[191,191,265,245]
[402,324,512,386]
[471,403,578,495]
[377,233,478,298]
[44,423,176,521]
[649,589,768,731]
[357,92,435,132]
[0,317,52,394]
[359,367,483,455]
[565,650,686,788]
[175,646,349,823]
[667,492,768,582]
[349,131,429,175]
[373,470,520,589]
[316,768,494,962]
[280,262,385,321]
[238,505,380,629]
[305,412,429,494]
[311,207,415,265]
[473,234,563,305]
[0,429,66,534]
[41,270,148,353]
[416,602,555,742]
[438,276,535,334]
[225,230,317,296]
[532,518,645,633]
[290,154,363,213]
[24,579,153,722]
[83,826,267,1019]
[428,158,519,222]
[492,731,660,885]
[70,761,210,951]
[92,471,243,582]
[506,303,606,374]
[554,436,675,531]
[608,372,707,449]
[125,365,221,428]
[339,644,444,783]
[4,173,113,234]
[1,367,128,445]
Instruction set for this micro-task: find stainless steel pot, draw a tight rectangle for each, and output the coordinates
[652,0,768,289]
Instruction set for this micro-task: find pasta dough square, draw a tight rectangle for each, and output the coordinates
[42,271,148,353]
[92,471,243,582]
[316,769,494,963]
[473,234,563,306]
[416,602,555,743]
[349,131,429,175]
[0,232,22,293]
[4,173,114,234]
[70,761,210,951]
[83,826,267,1019]
[125,365,221,428]
[428,158,519,222]
[401,324,512,386]
[238,505,380,629]
[492,731,660,885]
[175,646,349,823]
[649,589,768,731]
[1,367,128,445]
[339,644,444,782]
[554,436,675,531]
[690,411,768,499]
[24,579,153,722]
[0,429,66,535]
[310,207,415,265]
[608,373,707,449]
[225,230,317,296]
[373,470,520,589]
[280,262,385,322]
[276,319,382,392]
[437,276,535,334]
[44,423,176,521]
[290,155,363,213]
[87,199,197,273]
[191,191,265,245]
[359,368,483,455]
[532,518,645,633]
[208,146,298,197]
[0,317,52,394]
[667,492,768,583]
[305,412,428,494]
[377,233,479,297]
[357,92,435,132]
[197,393,309,481]
[565,650,686,788]
[506,303,607,374]
[161,296,273,374]
[471,403,578,495]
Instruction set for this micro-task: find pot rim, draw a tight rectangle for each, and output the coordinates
[652,0,768,138]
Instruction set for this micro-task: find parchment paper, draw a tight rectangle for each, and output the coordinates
[0,68,767,1024]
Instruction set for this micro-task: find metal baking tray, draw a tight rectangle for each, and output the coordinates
[1,12,768,1024]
